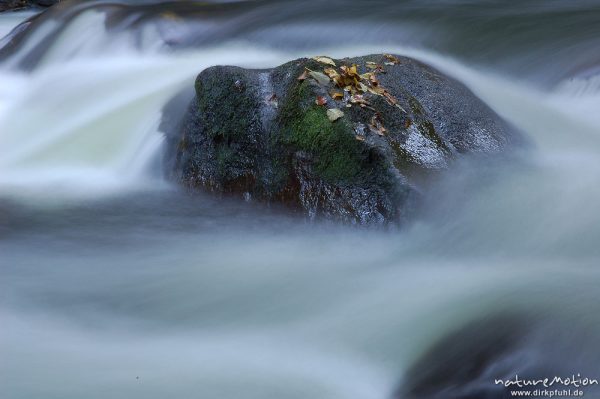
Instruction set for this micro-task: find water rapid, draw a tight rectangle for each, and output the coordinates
[1,2,600,399]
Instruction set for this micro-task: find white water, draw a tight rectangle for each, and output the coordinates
[0,41,290,198]
[2,7,599,198]
[2,6,600,399]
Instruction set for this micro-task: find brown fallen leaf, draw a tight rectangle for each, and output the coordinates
[312,56,336,66]
[350,94,364,102]
[369,113,387,136]
[404,118,412,129]
[383,91,397,105]
[265,93,278,108]
[297,70,309,81]
[350,94,370,106]
[382,91,407,113]
[367,85,386,96]
[369,74,380,86]
[315,96,327,106]
[327,108,344,122]
[366,62,385,73]
[355,135,365,142]
[384,54,401,65]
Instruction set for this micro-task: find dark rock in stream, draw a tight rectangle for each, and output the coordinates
[397,313,600,399]
[163,54,522,225]
[0,0,60,12]
[399,314,529,399]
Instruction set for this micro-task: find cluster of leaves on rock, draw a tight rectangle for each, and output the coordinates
[298,54,406,138]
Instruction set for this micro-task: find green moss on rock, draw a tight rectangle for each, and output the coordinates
[277,81,378,183]
[288,105,363,182]
[420,120,446,150]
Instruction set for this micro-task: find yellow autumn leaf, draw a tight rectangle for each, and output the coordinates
[329,91,344,100]
[312,56,336,66]
[324,68,340,79]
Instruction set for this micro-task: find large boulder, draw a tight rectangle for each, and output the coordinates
[163,54,521,225]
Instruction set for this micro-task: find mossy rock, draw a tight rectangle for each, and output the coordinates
[163,54,522,225]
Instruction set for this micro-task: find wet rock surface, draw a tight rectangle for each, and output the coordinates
[164,54,522,225]
[399,314,528,399]
[398,313,600,399]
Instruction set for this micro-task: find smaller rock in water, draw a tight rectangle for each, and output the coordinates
[397,312,600,399]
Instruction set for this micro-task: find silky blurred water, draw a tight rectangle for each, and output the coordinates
[1,2,600,398]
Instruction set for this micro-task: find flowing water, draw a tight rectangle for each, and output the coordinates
[1,1,600,398]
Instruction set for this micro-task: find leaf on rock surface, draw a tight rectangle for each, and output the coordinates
[350,94,370,107]
[324,67,340,80]
[312,56,336,66]
[368,73,380,86]
[308,70,331,86]
[369,113,387,136]
[297,70,309,81]
[383,91,407,112]
[329,90,344,100]
[384,54,401,65]
[303,57,404,124]
[327,108,344,122]
[329,64,368,96]
[315,96,328,106]
[383,91,398,105]
[265,93,278,108]
[366,62,385,73]
[340,65,360,80]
